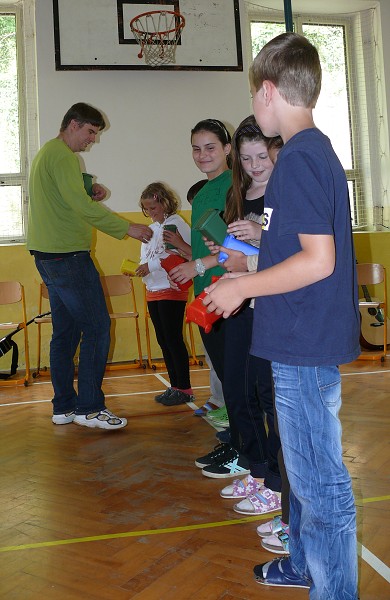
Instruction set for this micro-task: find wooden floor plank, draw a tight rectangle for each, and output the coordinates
[0,360,389,599]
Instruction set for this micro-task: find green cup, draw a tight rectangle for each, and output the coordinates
[193,208,227,245]
[82,172,94,197]
[163,224,178,249]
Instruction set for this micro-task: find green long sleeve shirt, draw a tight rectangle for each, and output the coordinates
[27,138,129,252]
[191,169,232,296]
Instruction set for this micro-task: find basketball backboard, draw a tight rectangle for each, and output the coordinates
[53,0,243,71]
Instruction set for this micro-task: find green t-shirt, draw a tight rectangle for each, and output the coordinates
[191,169,232,296]
[27,138,129,252]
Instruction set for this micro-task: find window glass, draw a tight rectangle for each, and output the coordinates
[0,13,20,173]
[250,16,374,228]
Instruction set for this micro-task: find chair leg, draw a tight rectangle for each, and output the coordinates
[187,321,203,366]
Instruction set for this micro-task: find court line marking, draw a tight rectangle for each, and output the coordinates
[9,366,390,389]
[1,508,390,585]
[2,365,389,409]
[28,367,209,386]
[361,495,390,504]
[359,543,390,583]
[0,386,211,409]
[341,369,390,376]
[1,368,389,582]
[0,515,265,553]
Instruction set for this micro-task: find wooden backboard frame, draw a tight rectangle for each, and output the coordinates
[53,0,243,71]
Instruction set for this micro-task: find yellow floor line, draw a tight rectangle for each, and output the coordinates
[0,515,266,553]
[361,494,390,504]
[1,493,389,554]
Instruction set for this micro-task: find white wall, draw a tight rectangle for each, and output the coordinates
[34,0,252,213]
[34,0,390,216]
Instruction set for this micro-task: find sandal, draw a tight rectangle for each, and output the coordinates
[220,474,263,499]
[233,487,281,515]
[193,401,219,416]
[256,515,285,538]
[254,558,310,589]
[261,528,290,555]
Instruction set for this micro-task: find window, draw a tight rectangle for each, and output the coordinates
[0,1,37,244]
[248,6,388,230]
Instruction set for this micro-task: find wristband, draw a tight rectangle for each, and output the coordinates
[195,258,206,277]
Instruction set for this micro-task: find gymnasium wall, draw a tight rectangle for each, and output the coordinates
[1,0,390,373]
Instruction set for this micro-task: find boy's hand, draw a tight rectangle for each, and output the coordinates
[203,278,246,318]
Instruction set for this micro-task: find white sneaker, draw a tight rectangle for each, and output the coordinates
[74,409,127,430]
[52,411,75,425]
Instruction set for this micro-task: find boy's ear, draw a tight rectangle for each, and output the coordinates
[263,80,273,105]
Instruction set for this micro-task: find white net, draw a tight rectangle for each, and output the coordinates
[130,11,185,67]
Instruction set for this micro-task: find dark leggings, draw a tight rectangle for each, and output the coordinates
[147,299,191,390]
[223,304,281,488]
[199,316,226,384]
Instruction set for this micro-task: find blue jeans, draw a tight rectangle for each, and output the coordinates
[34,252,111,415]
[272,362,358,600]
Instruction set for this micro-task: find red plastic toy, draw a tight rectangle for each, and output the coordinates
[185,276,222,333]
[160,254,193,291]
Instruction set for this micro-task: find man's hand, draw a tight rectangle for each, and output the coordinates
[91,183,107,202]
[128,223,153,242]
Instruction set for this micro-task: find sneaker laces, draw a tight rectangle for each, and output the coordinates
[213,445,239,466]
[206,443,233,461]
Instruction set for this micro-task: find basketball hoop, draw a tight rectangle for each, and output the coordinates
[130,10,185,67]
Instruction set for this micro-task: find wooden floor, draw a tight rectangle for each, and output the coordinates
[0,358,389,600]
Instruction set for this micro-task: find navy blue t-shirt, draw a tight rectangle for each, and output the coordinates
[250,128,360,366]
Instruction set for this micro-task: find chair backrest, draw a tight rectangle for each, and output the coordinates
[0,280,30,382]
[100,274,133,297]
[356,263,385,286]
[41,282,50,300]
[0,281,22,304]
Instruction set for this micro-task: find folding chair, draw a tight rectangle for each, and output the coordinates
[101,274,144,370]
[33,282,52,378]
[0,281,30,386]
[357,263,388,362]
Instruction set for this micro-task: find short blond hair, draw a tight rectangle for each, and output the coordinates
[250,32,321,108]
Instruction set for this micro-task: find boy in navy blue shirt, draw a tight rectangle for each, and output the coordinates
[204,32,360,599]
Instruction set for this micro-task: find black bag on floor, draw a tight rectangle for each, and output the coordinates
[0,336,19,379]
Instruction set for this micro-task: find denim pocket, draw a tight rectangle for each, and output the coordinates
[316,365,341,407]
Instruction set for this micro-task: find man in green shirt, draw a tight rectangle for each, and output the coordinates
[27,102,152,430]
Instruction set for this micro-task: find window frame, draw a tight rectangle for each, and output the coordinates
[247,8,382,230]
[0,1,38,245]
